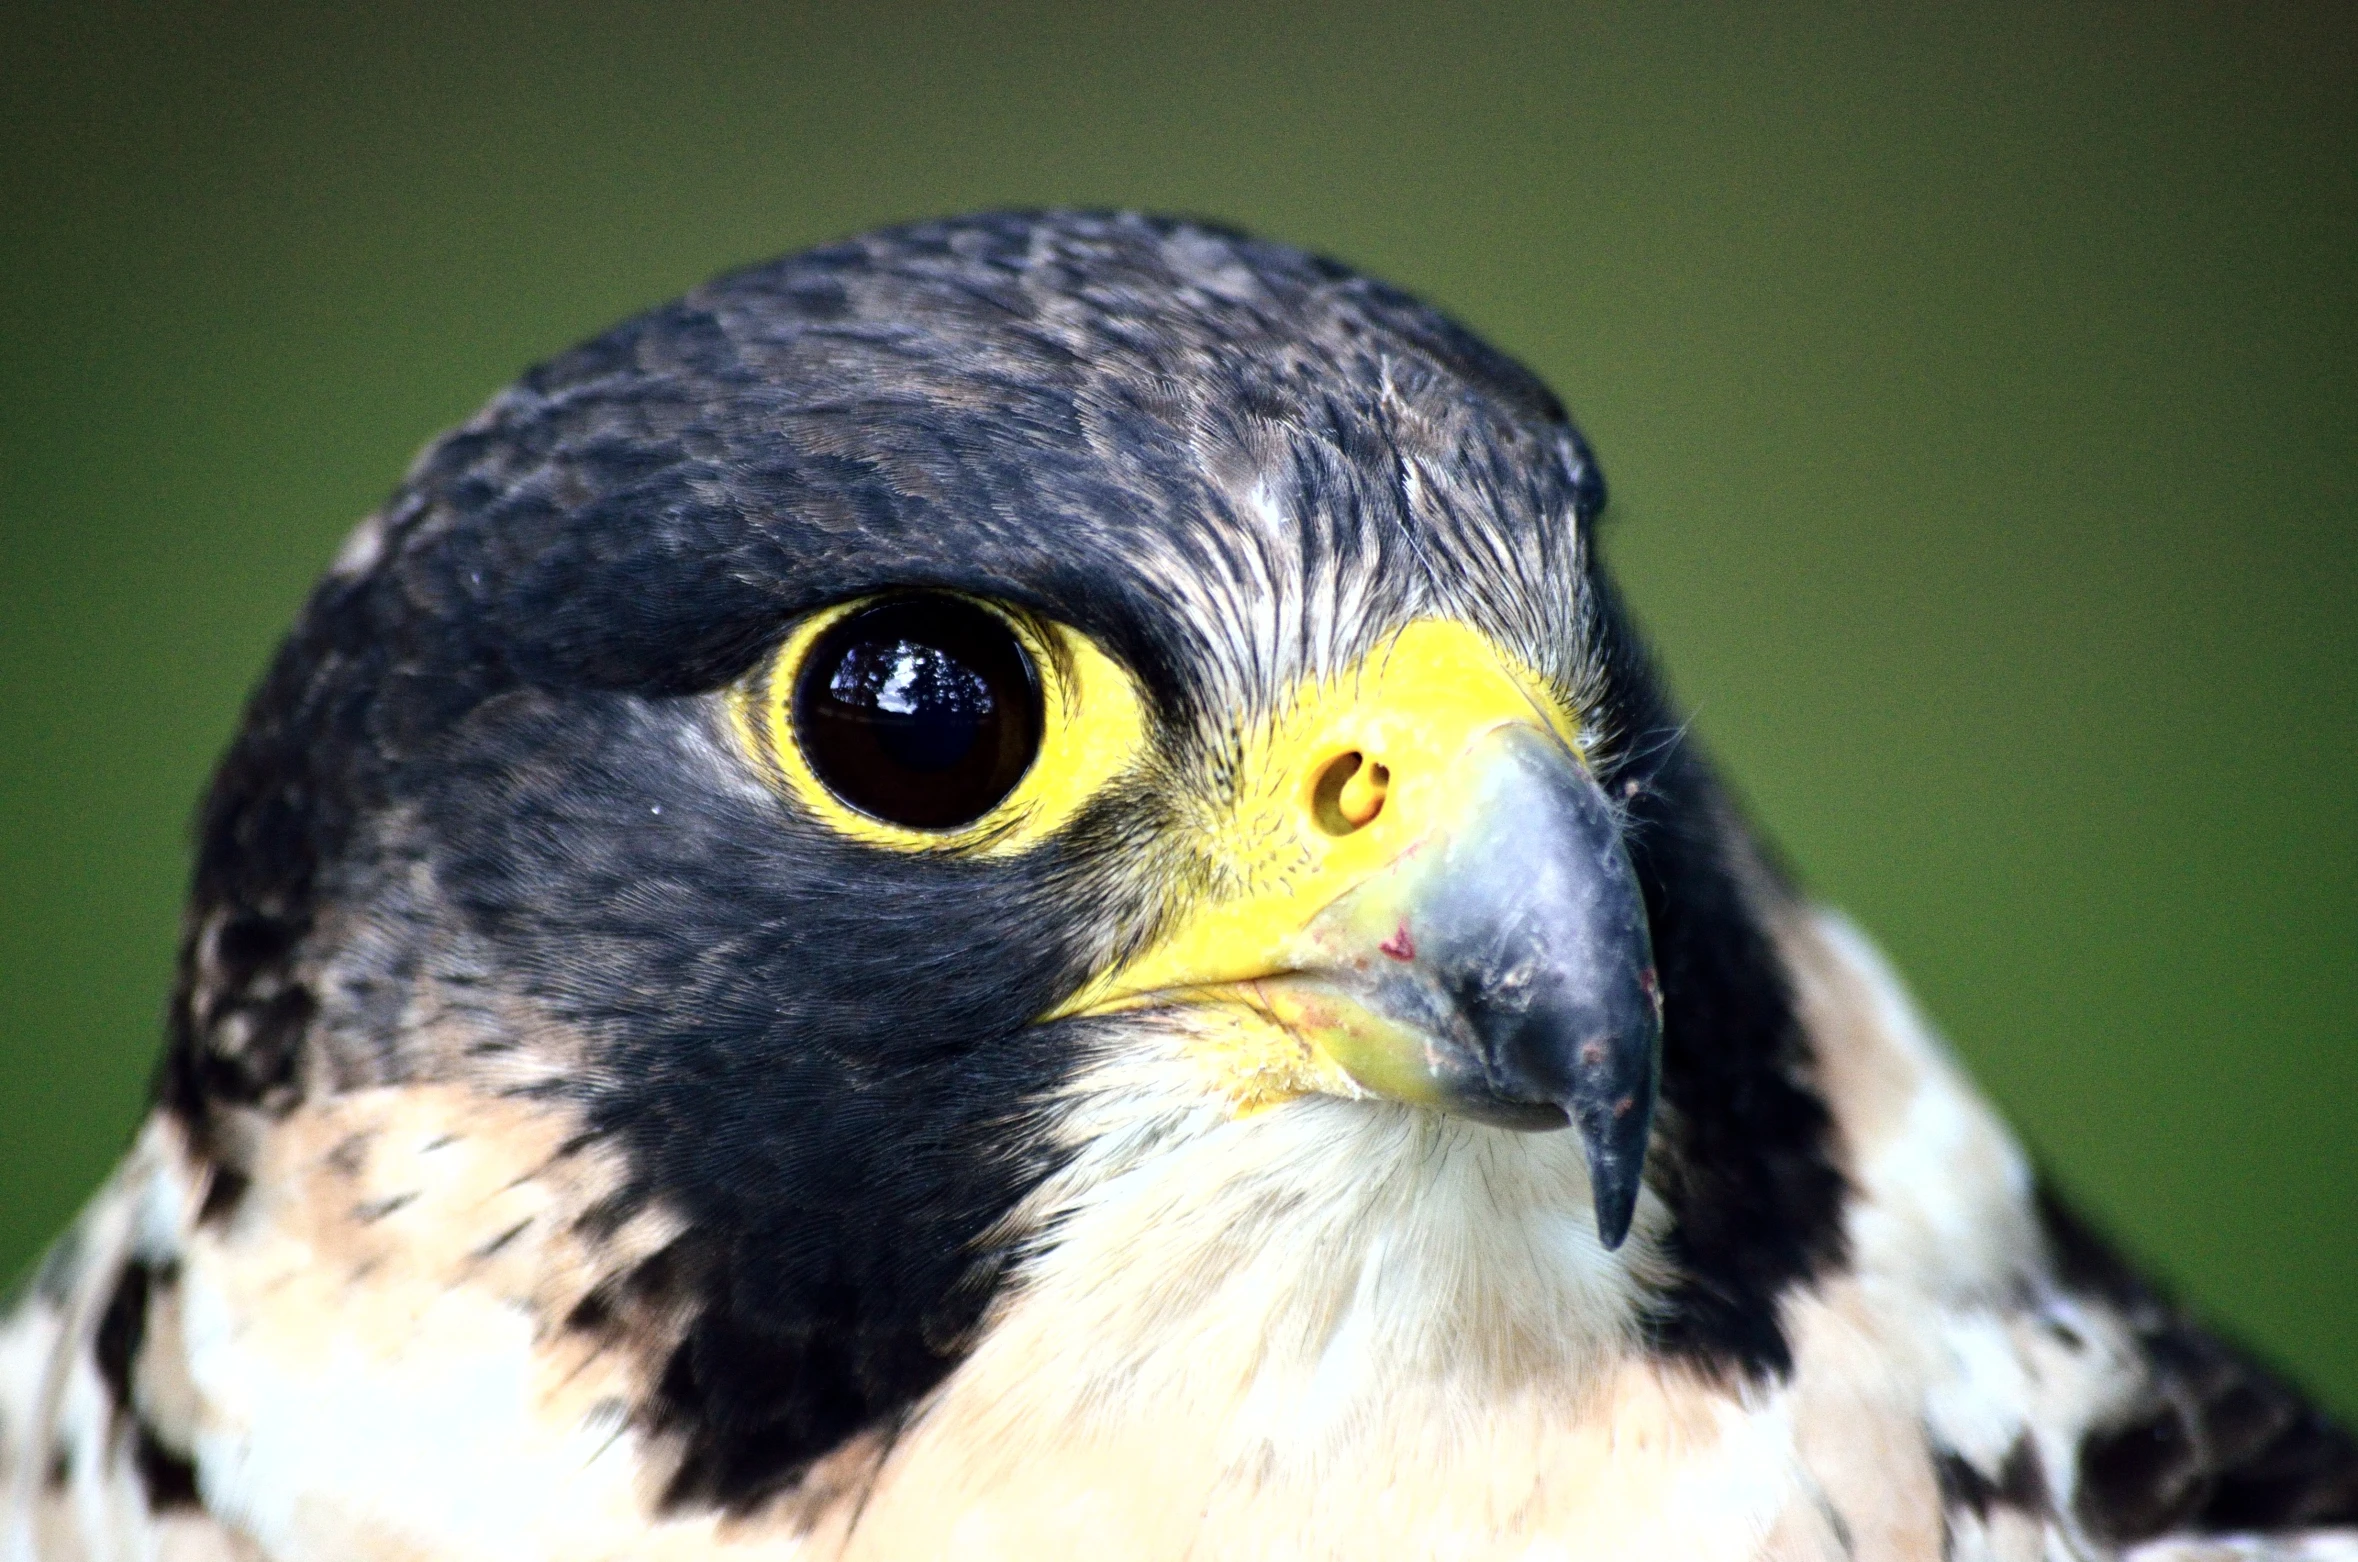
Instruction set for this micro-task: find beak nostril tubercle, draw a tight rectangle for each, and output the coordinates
[1311,751,1390,835]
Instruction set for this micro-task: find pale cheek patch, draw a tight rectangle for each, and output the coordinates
[171,1087,737,1562]
[1775,909,2196,1562]
[0,1118,268,1562]
[1782,909,2037,1303]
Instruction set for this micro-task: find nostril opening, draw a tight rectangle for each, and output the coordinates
[1311,751,1389,836]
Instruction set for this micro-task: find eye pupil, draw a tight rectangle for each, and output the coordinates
[793,597,1041,829]
[828,639,994,770]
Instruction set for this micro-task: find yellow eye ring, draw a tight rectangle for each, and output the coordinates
[729,594,1151,855]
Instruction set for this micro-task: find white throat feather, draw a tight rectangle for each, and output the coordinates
[932,1024,1672,1483]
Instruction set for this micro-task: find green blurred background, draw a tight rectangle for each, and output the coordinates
[3,2,2351,1404]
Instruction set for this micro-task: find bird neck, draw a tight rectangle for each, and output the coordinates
[930,1052,1669,1476]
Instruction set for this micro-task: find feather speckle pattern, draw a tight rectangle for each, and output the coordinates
[3,212,2349,1560]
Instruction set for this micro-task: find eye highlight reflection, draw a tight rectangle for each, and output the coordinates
[790,595,1043,830]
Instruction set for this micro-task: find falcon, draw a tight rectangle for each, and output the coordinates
[2,211,2350,1562]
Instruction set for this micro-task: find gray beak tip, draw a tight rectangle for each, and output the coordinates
[1572,1081,1654,1251]
[1590,1163,1643,1251]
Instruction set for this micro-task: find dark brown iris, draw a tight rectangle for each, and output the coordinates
[791,596,1042,830]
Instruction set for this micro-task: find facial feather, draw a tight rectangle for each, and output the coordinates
[7,209,2349,1562]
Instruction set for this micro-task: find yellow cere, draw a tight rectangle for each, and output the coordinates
[1053,619,1584,1050]
[728,596,1149,855]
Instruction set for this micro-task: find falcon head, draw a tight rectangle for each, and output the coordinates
[162,212,1842,1510]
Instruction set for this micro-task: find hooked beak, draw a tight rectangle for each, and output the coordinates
[1247,725,1661,1247]
[1056,622,1663,1250]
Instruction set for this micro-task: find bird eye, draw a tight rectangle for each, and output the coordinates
[790,596,1043,830]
